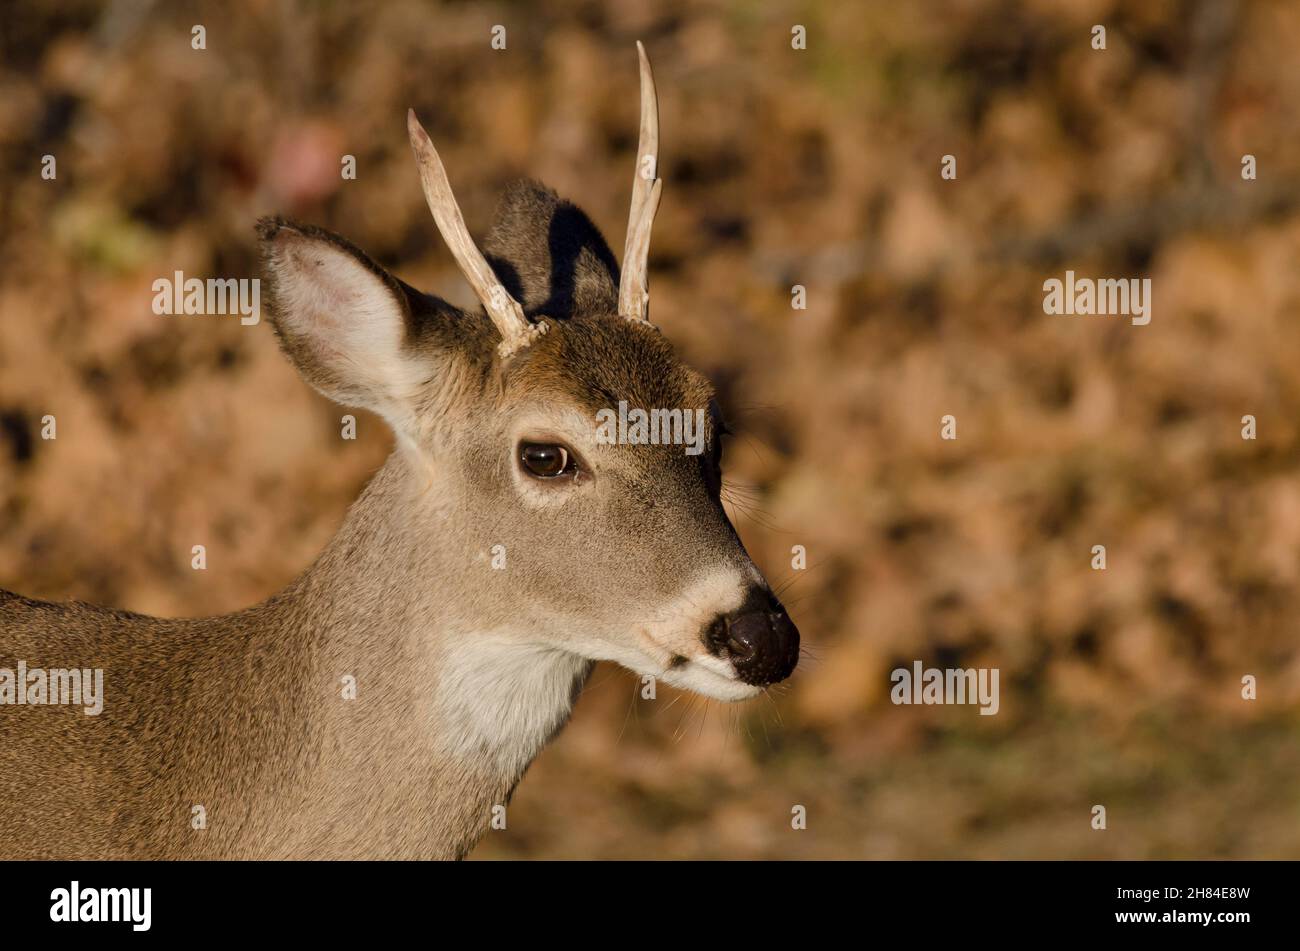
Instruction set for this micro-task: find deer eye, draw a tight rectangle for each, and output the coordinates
[519,442,576,480]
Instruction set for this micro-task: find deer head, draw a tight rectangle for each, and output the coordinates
[256,43,798,702]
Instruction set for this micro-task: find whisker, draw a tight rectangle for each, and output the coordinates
[616,677,643,744]
[761,688,786,728]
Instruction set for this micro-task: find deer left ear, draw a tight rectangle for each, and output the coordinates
[257,217,431,432]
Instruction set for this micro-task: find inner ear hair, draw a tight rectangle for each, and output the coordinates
[257,216,432,425]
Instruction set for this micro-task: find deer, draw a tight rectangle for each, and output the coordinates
[0,43,799,860]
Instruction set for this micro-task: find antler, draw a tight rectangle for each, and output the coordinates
[406,109,546,358]
[618,41,662,325]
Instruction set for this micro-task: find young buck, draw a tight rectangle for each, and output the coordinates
[0,44,799,859]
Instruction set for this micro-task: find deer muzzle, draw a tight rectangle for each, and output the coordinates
[704,587,800,686]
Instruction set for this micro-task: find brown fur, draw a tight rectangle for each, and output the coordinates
[0,178,778,859]
[0,460,537,859]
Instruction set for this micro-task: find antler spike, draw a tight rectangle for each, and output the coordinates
[618,41,660,324]
[406,109,546,358]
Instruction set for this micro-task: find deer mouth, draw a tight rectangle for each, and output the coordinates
[634,631,762,700]
[660,657,763,702]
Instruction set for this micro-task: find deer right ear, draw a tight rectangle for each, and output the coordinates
[257,217,431,432]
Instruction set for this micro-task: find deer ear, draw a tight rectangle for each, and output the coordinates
[482,180,620,318]
[257,217,429,430]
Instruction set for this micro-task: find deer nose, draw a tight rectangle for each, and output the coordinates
[704,588,800,686]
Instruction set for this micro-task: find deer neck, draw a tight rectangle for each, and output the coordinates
[265,446,592,857]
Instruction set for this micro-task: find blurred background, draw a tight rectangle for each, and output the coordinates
[2,0,1299,858]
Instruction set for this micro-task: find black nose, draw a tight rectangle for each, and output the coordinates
[704,587,800,686]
